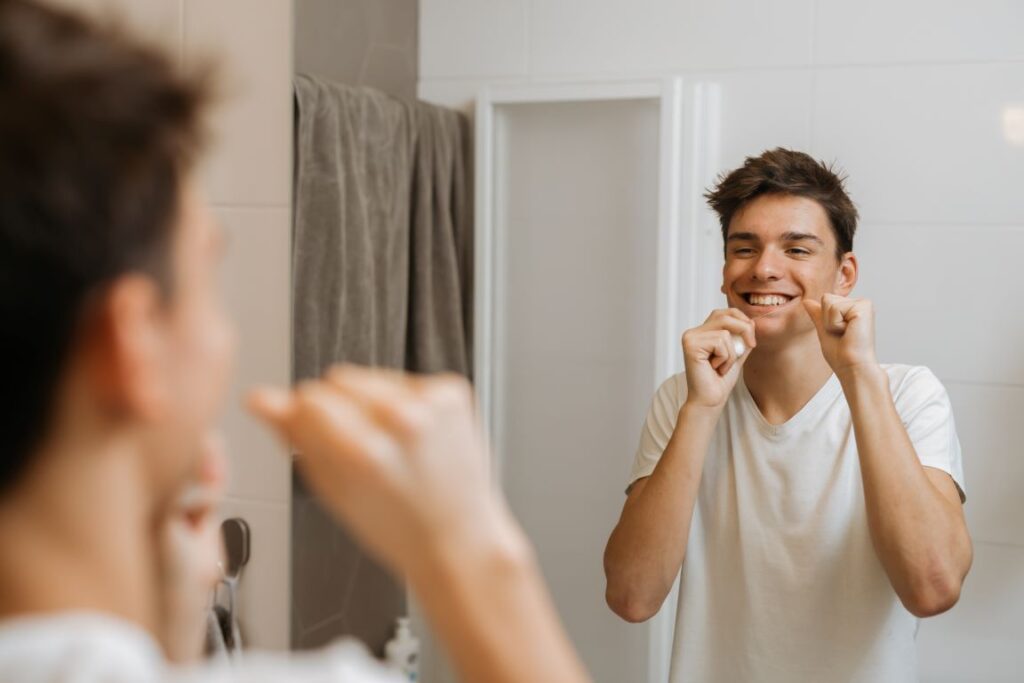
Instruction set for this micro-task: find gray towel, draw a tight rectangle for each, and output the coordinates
[292,74,472,379]
[290,74,473,654]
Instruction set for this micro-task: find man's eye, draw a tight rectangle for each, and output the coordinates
[732,248,754,255]
[787,248,811,256]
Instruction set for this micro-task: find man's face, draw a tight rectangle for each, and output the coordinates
[144,180,235,497]
[721,194,856,349]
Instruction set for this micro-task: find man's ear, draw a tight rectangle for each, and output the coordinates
[87,274,170,421]
[835,252,858,296]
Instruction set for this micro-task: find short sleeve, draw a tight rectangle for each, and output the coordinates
[891,366,966,503]
[627,373,687,491]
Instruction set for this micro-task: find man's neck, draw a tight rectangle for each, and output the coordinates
[741,331,835,425]
[0,435,161,633]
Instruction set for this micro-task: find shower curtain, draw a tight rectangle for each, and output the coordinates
[291,73,473,653]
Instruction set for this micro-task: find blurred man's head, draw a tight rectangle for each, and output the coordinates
[0,0,232,506]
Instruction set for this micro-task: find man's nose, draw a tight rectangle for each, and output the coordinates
[751,250,782,281]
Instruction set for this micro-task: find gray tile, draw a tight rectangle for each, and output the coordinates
[360,44,417,101]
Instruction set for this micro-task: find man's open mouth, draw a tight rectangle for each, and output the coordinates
[742,293,796,307]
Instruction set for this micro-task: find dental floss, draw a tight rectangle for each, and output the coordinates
[729,298,802,357]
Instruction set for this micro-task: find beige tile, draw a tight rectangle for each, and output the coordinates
[216,207,291,503]
[219,498,291,651]
[183,0,292,206]
[47,0,182,56]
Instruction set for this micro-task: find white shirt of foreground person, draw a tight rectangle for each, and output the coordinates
[629,364,965,683]
[0,612,404,683]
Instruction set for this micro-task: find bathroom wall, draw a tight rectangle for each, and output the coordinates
[294,0,417,101]
[291,0,420,654]
[53,0,294,650]
[419,1,1024,680]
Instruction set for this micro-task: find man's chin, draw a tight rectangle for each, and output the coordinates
[752,320,817,350]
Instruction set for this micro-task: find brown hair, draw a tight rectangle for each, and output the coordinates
[0,0,214,490]
[704,148,859,259]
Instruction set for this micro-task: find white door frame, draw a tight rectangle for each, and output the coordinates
[473,77,720,683]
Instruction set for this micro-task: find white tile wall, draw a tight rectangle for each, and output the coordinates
[420,1,1024,680]
[528,0,690,76]
[946,383,1024,547]
[916,542,1024,682]
[815,0,1024,66]
[855,224,1024,386]
[713,70,814,173]
[811,63,1024,225]
[667,0,814,71]
[528,0,815,76]
[420,0,528,78]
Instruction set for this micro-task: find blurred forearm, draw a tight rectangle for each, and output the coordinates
[409,509,591,683]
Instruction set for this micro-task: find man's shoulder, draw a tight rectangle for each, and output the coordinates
[653,371,688,406]
[878,364,953,420]
[879,363,944,394]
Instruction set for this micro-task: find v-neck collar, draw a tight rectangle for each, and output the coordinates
[736,371,842,438]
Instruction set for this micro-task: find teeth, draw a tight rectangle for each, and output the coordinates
[748,294,790,306]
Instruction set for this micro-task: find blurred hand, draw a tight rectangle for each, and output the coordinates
[247,365,513,578]
[156,432,227,663]
[802,294,879,378]
[682,309,756,409]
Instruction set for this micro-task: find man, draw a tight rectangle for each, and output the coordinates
[0,1,588,681]
[603,148,971,682]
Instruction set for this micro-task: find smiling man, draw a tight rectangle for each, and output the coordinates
[603,148,972,682]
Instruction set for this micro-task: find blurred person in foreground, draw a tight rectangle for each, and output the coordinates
[0,1,589,682]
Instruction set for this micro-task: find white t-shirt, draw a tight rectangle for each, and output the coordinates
[0,611,404,683]
[628,365,965,683]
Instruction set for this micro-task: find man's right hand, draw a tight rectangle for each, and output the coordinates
[681,308,756,409]
[248,365,592,683]
[246,365,518,578]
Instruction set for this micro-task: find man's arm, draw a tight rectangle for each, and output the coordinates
[603,403,718,622]
[805,295,972,617]
[839,365,971,617]
[603,309,757,623]
[250,367,589,683]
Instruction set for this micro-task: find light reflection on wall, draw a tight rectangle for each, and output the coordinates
[1003,105,1024,146]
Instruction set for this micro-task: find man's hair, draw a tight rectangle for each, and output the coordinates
[704,148,859,259]
[0,0,213,491]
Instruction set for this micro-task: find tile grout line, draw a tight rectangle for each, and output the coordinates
[418,57,1024,84]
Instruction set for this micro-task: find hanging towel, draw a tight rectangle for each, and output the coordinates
[291,74,473,654]
[292,74,472,380]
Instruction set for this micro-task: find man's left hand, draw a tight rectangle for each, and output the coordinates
[803,294,879,378]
